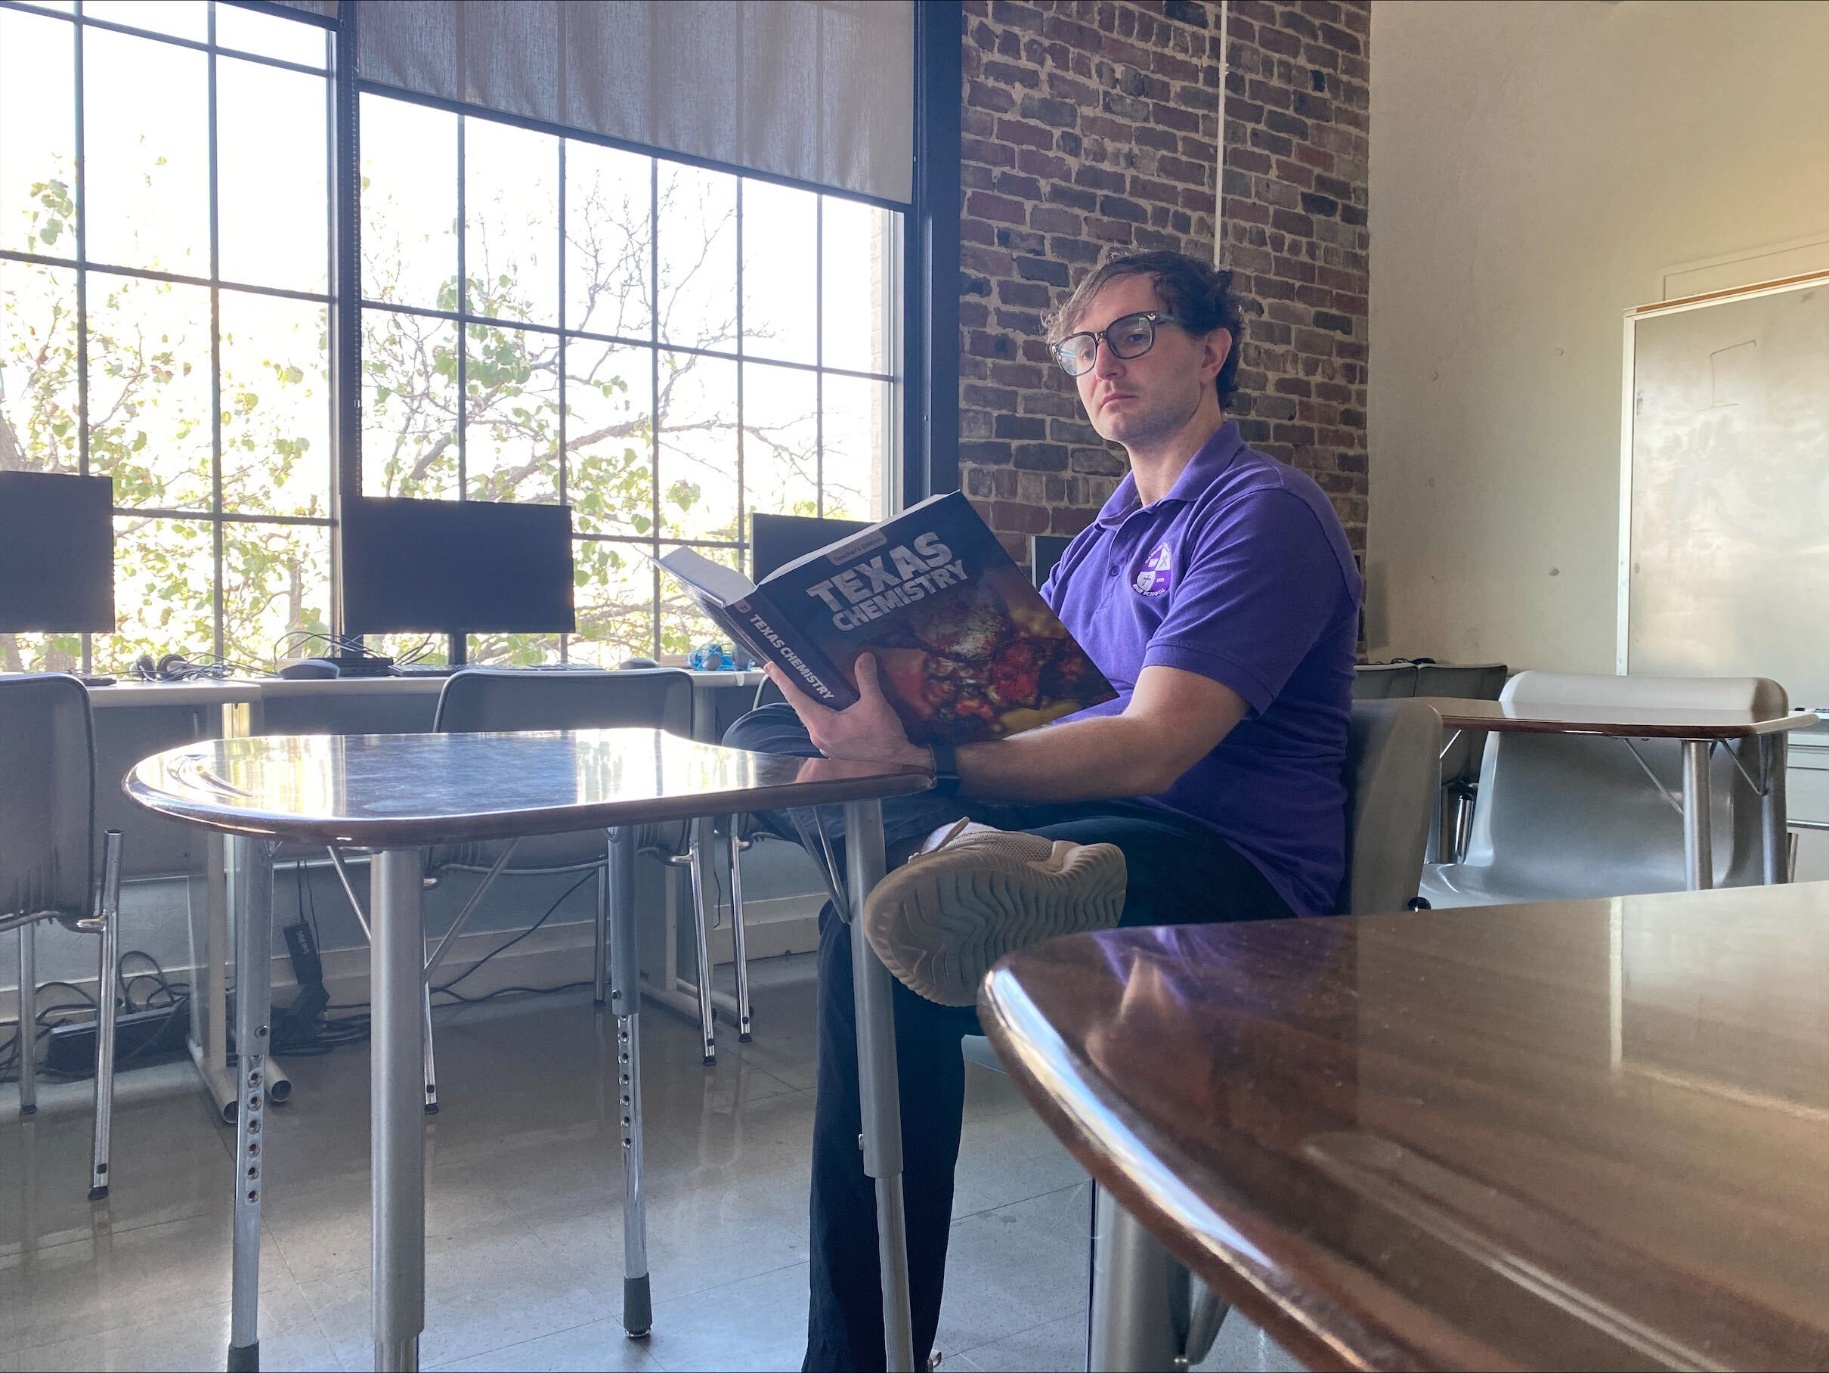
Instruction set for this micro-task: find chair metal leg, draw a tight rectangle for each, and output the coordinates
[420,978,438,1115]
[88,831,124,1200]
[229,839,277,1373]
[727,823,752,1042]
[593,862,610,1007]
[687,820,717,1066]
[17,921,35,1116]
[607,828,651,1339]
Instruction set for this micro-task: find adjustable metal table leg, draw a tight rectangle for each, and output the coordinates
[371,849,427,1373]
[229,839,276,1373]
[607,828,651,1338]
[842,798,915,1372]
[1681,740,1714,891]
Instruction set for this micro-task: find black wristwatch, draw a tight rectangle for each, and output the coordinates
[927,740,962,797]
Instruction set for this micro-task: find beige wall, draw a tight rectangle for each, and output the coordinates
[1365,1,1829,670]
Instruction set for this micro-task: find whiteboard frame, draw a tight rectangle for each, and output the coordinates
[1616,270,1829,676]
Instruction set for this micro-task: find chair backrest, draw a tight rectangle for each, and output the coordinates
[434,667,695,737]
[1340,698,1443,915]
[0,674,95,924]
[1352,663,1419,700]
[1465,671,1786,896]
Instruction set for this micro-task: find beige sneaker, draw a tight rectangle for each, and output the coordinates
[861,821,1126,1006]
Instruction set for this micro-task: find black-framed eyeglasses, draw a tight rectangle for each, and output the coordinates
[1050,311,1187,377]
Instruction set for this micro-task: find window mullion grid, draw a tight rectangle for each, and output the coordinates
[648,155,660,660]
[207,1,226,661]
[73,5,92,672]
[556,136,568,662]
[453,114,468,664]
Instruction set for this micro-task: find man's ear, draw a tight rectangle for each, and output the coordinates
[1204,328,1233,382]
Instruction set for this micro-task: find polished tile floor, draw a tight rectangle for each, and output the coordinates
[1,956,1302,1372]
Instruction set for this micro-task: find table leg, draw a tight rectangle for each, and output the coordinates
[1761,732,1789,884]
[1087,1187,1218,1372]
[229,839,276,1373]
[607,828,651,1339]
[371,849,427,1373]
[1681,740,1714,891]
[841,798,915,1373]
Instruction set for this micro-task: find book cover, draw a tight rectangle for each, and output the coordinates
[658,493,1116,744]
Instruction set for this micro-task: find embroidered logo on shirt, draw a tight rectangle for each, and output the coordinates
[1132,540,1173,596]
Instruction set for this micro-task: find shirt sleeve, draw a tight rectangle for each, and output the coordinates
[1142,491,1351,714]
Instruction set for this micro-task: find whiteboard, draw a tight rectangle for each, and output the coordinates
[1620,273,1829,709]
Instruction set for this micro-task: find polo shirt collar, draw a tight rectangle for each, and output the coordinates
[1094,420,1245,528]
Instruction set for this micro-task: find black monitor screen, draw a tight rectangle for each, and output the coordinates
[0,471,115,632]
[343,497,576,634]
[751,512,872,582]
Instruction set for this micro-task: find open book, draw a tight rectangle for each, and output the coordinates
[657,493,1116,745]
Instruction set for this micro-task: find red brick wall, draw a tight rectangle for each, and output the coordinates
[957,0,1370,563]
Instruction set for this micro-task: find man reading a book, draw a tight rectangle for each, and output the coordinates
[724,248,1362,1371]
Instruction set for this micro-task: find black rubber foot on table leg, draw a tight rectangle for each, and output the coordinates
[702,1055,716,1067]
[88,1184,109,1201]
[424,1103,440,1115]
[19,1103,35,1116]
[738,1032,752,1043]
[623,1274,652,1339]
[227,1340,259,1372]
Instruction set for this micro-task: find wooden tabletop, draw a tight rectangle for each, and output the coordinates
[980,883,1829,1371]
[125,727,931,847]
[1414,696,1818,739]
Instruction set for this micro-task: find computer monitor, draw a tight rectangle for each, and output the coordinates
[342,497,576,634]
[750,512,872,582]
[0,471,115,632]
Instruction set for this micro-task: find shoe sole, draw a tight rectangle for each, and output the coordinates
[862,840,1126,1006]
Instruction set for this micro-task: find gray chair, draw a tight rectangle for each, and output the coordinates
[2,674,125,1200]
[962,698,1444,1370]
[1421,671,1785,909]
[1415,661,1508,862]
[1352,661,1419,699]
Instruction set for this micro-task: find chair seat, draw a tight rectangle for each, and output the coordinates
[1418,854,1755,909]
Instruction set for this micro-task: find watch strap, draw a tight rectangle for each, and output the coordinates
[928,739,962,797]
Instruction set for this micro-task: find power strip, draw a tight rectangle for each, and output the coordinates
[42,1002,192,1077]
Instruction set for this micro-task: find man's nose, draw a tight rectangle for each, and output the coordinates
[1092,337,1126,377]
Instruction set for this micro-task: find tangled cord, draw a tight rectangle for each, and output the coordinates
[0,950,191,1086]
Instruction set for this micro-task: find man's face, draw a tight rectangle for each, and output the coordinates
[1068,274,1230,449]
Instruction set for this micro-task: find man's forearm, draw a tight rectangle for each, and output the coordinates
[955,714,1182,803]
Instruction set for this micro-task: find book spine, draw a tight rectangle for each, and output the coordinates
[731,589,859,709]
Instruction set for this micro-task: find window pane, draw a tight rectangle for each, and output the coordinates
[742,361,818,521]
[657,542,737,657]
[741,180,817,365]
[0,258,82,474]
[569,541,656,665]
[466,631,562,667]
[222,520,331,668]
[565,141,651,341]
[464,323,560,502]
[0,632,83,673]
[88,274,214,512]
[362,308,459,499]
[821,374,893,522]
[214,4,326,68]
[821,196,896,376]
[83,29,209,274]
[656,163,736,352]
[367,632,447,668]
[565,339,653,537]
[220,291,330,518]
[218,56,328,294]
[656,351,737,542]
[0,8,76,259]
[101,514,214,669]
[361,96,457,309]
[84,1,206,42]
[463,118,558,327]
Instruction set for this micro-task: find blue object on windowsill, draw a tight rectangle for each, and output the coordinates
[689,642,738,671]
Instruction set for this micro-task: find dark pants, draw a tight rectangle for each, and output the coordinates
[721,704,1294,1372]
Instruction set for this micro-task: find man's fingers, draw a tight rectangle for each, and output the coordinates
[765,662,834,722]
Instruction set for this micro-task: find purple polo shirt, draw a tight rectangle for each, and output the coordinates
[1041,421,1361,915]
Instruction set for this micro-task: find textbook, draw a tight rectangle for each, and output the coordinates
[656,493,1116,744]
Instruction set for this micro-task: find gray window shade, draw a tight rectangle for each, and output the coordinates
[349,0,914,204]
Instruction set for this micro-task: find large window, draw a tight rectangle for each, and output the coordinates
[0,0,334,673]
[359,96,901,666]
[0,2,902,673]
